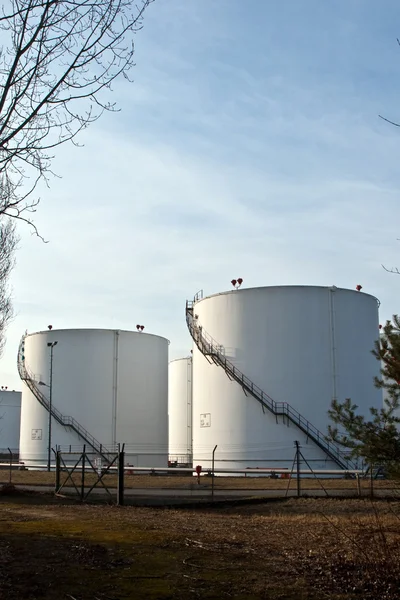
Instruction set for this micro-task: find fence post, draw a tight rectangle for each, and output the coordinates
[7,448,12,485]
[117,445,125,506]
[55,450,61,493]
[81,445,86,501]
[356,473,361,498]
[295,441,301,497]
[370,463,374,499]
[211,445,218,502]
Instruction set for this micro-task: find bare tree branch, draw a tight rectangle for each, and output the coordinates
[0,216,18,357]
[0,0,154,352]
[0,0,154,223]
[382,264,400,275]
[378,115,400,127]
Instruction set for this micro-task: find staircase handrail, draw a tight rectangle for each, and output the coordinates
[186,300,354,470]
[17,337,111,463]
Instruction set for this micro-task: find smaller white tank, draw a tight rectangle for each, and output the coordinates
[168,357,192,465]
[18,328,169,468]
[0,390,22,454]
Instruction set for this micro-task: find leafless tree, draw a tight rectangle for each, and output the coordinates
[0,215,17,357]
[0,0,154,229]
[0,0,153,352]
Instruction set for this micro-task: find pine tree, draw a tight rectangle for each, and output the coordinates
[328,316,400,473]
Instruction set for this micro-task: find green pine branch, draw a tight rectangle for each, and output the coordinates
[328,315,400,475]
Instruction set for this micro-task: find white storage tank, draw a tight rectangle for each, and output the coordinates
[0,390,22,455]
[168,357,192,466]
[18,329,169,467]
[189,286,382,471]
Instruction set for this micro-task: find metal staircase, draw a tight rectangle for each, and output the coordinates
[17,337,112,464]
[186,300,354,470]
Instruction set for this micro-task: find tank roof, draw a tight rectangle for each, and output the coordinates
[24,328,170,342]
[194,285,380,305]
[169,356,192,365]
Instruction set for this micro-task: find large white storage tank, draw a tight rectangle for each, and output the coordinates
[18,329,169,467]
[168,357,192,466]
[0,390,22,455]
[190,286,382,471]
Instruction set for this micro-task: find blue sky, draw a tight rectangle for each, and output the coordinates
[2,0,400,389]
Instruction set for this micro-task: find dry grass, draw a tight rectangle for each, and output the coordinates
[1,493,400,598]
[2,469,399,494]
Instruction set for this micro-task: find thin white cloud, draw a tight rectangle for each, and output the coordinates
[2,0,400,387]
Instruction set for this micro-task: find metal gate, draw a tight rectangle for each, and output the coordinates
[54,444,125,504]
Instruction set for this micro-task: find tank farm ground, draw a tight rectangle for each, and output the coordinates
[8,288,389,597]
[1,475,400,599]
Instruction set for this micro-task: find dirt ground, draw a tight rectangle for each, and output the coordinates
[1,469,398,495]
[1,490,400,599]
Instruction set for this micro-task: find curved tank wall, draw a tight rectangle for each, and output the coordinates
[192,286,382,470]
[0,391,21,454]
[168,357,192,465]
[19,329,169,467]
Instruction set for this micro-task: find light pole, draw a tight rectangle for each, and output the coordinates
[47,341,58,471]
